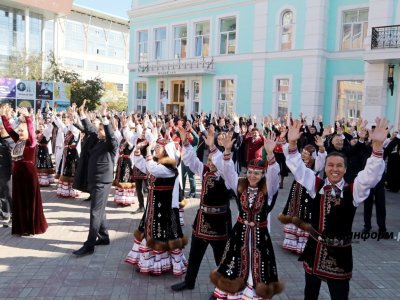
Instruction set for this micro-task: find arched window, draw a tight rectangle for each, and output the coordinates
[281,10,293,50]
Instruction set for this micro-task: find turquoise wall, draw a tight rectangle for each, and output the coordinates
[266,0,306,52]
[264,59,303,116]
[326,0,369,52]
[201,75,214,113]
[385,67,398,123]
[323,59,365,122]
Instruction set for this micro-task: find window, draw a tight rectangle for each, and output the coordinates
[341,9,368,50]
[337,80,364,122]
[64,58,84,69]
[217,79,234,115]
[277,79,289,118]
[88,27,106,56]
[115,83,123,92]
[219,17,236,55]
[29,12,42,53]
[192,81,200,114]
[194,22,210,57]
[87,61,124,74]
[65,21,84,51]
[138,30,148,61]
[136,82,147,114]
[174,25,187,59]
[154,28,166,60]
[280,11,293,50]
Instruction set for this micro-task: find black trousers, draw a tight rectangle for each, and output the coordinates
[363,176,386,232]
[134,179,145,208]
[84,182,112,248]
[304,272,350,300]
[184,234,227,286]
[0,173,12,218]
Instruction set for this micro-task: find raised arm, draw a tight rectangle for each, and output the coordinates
[179,125,204,176]
[284,120,317,198]
[353,117,387,206]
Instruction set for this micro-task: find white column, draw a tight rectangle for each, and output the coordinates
[362,63,387,123]
[300,0,328,118]
[251,0,267,116]
[363,0,394,124]
[53,15,58,58]
[24,8,30,53]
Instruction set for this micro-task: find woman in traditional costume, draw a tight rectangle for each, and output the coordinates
[36,121,55,186]
[125,138,187,276]
[278,141,326,254]
[206,128,284,300]
[113,122,136,206]
[1,106,48,235]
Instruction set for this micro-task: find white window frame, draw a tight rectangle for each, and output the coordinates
[135,80,148,114]
[275,6,296,51]
[191,79,201,114]
[340,8,369,51]
[331,75,364,123]
[214,75,237,115]
[193,20,211,57]
[279,9,294,51]
[335,4,369,51]
[216,13,239,56]
[153,27,167,60]
[173,24,188,59]
[272,75,292,119]
[137,29,149,62]
[334,78,365,123]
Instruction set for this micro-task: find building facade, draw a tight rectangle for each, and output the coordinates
[0,0,129,93]
[127,0,400,125]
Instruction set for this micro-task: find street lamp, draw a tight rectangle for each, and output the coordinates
[388,65,395,96]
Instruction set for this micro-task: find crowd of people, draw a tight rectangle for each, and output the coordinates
[0,100,399,300]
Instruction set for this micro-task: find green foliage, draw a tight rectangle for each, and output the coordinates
[106,97,128,112]
[0,51,43,79]
[45,51,104,110]
[71,77,104,110]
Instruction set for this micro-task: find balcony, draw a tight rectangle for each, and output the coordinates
[128,57,215,77]
[371,25,400,49]
[365,25,400,64]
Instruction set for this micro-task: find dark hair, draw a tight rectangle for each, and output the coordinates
[326,151,347,168]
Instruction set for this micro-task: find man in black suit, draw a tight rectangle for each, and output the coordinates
[73,100,99,201]
[73,104,118,256]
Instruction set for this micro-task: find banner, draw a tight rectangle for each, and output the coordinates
[54,82,71,101]
[36,81,54,100]
[0,78,16,98]
[16,80,36,100]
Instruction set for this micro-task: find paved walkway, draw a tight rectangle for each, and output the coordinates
[1,175,400,299]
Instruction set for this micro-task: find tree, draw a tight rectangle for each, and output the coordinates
[45,52,104,110]
[0,51,43,79]
[70,77,104,110]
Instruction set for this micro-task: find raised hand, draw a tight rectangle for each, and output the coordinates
[314,135,324,148]
[370,117,389,151]
[222,133,236,152]
[288,119,302,145]
[203,125,215,148]
[19,107,29,117]
[177,125,187,144]
[322,125,332,138]
[264,131,277,155]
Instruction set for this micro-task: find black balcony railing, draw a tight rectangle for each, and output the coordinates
[371,25,400,49]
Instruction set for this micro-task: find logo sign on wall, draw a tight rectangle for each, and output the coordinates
[16,80,36,100]
[0,78,16,98]
[36,81,54,100]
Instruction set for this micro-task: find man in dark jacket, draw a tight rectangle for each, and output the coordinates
[0,121,14,227]
[73,104,118,256]
[73,101,100,200]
